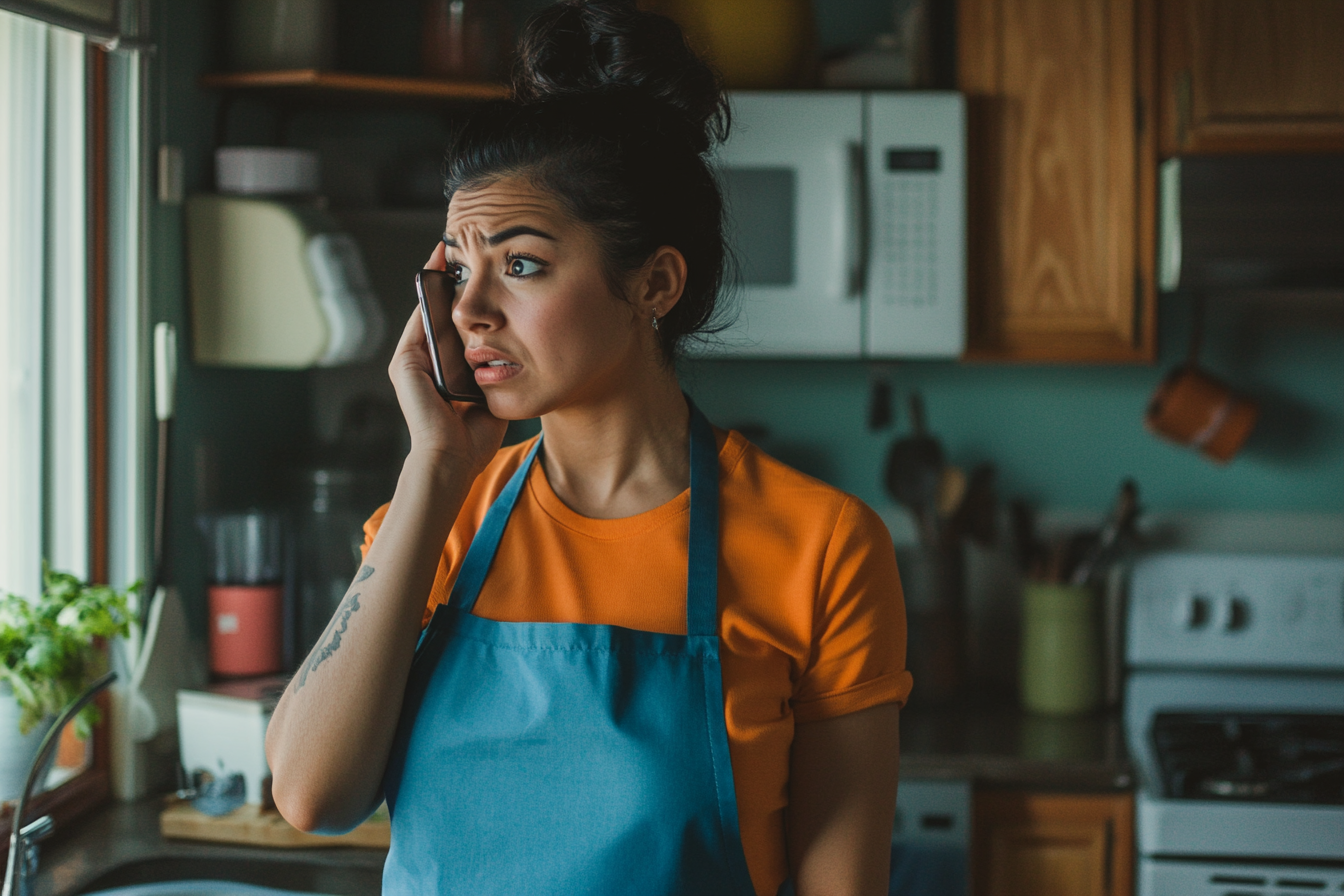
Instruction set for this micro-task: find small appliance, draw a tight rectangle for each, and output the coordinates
[706,91,965,359]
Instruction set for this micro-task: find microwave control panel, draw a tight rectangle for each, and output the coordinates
[866,92,966,358]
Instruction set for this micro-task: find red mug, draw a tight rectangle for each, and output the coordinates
[1145,365,1258,463]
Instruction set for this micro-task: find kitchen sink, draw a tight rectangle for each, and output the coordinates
[72,858,382,896]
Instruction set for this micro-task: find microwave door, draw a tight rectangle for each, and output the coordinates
[864,92,966,358]
[705,92,865,358]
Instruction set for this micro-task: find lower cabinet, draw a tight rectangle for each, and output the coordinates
[972,791,1134,896]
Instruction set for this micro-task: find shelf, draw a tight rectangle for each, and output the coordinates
[200,70,510,102]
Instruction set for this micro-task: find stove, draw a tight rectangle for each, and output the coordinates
[1124,554,1344,896]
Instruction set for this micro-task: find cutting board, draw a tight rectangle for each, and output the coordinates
[160,800,389,849]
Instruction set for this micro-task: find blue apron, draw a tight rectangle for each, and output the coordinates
[382,403,757,896]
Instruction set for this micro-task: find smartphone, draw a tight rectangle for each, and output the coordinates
[414,268,487,404]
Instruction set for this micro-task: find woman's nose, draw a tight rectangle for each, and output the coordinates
[451,272,502,333]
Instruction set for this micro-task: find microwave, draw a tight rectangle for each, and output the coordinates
[705,91,965,358]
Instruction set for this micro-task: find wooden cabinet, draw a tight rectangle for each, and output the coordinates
[958,0,1157,362]
[973,791,1134,896]
[1159,0,1344,154]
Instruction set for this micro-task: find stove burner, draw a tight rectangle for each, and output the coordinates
[1152,712,1344,806]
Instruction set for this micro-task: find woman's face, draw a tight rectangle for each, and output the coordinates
[442,176,648,421]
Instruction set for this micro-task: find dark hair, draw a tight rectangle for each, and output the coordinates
[442,0,732,361]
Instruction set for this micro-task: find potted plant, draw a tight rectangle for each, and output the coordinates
[1,564,137,802]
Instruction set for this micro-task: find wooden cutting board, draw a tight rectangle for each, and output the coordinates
[160,800,389,849]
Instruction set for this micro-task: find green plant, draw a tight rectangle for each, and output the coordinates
[0,564,138,737]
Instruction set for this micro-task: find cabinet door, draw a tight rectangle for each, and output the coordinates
[704,92,864,358]
[1160,0,1344,154]
[973,791,1134,896]
[958,0,1158,362]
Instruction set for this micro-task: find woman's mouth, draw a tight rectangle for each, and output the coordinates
[472,357,522,385]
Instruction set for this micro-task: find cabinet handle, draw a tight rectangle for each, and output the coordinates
[1175,69,1192,149]
[844,142,868,299]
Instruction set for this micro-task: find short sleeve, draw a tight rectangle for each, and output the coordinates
[791,497,912,721]
[360,503,390,559]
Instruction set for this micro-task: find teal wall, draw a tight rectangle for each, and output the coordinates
[683,294,1344,516]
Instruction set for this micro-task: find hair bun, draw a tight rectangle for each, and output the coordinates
[514,0,729,153]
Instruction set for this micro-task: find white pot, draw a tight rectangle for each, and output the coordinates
[0,682,55,803]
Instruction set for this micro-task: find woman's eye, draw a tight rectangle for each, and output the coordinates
[506,256,544,277]
[449,263,471,283]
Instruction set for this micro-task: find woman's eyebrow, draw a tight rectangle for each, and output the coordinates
[441,225,558,248]
[488,225,557,246]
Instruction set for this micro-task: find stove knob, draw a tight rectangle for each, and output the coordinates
[1216,596,1251,632]
[1175,594,1211,629]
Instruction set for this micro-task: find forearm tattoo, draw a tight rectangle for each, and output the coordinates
[296,565,372,689]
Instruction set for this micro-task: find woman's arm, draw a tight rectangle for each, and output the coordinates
[787,702,901,896]
[266,245,506,834]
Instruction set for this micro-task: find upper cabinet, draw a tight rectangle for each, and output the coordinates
[958,0,1158,362]
[1159,0,1344,155]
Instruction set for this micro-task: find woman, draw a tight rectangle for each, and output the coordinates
[265,3,911,894]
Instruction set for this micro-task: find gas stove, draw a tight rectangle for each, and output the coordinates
[1124,554,1344,896]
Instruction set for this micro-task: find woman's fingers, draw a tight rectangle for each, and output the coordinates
[424,240,447,272]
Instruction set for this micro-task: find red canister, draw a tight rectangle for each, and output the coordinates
[208,584,283,677]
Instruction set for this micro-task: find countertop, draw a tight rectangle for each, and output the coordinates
[900,704,1133,790]
[31,707,1128,894]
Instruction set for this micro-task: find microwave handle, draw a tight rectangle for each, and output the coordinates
[844,142,868,298]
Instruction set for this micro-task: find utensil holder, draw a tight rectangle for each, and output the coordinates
[1019,583,1102,715]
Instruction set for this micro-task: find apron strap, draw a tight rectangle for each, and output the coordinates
[447,398,721,639]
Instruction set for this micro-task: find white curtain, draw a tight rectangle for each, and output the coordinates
[0,9,89,599]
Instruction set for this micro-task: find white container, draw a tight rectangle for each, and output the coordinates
[176,675,288,806]
[216,147,320,196]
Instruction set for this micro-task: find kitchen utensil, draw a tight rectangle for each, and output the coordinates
[1069,479,1139,586]
[1144,293,1258,463]
[950,462,996,548]
[935,465,966,519]
[177,675,288,807]
[883,392,944,548]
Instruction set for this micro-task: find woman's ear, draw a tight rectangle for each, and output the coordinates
[633,246,687,326]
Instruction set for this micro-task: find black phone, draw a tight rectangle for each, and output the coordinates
[414,268,487,404]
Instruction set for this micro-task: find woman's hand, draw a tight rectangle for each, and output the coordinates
[389,241,507,474]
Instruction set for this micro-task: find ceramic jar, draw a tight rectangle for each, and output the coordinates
[1019,583,1102,715]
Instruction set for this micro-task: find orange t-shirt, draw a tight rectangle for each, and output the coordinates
[361,429,911,896]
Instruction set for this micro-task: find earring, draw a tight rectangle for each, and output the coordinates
[651,313,660,332]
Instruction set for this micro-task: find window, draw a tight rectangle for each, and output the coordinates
[1,1,146,830]
[0,9,88,601]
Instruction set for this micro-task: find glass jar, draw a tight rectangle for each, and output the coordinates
[292,468,379,658]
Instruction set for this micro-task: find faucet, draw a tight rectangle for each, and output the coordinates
[3,670,116,896]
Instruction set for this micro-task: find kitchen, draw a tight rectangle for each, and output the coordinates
[1,0,1342,895]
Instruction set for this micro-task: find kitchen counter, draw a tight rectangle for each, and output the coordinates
[33,799,386,896]
[900,703,1133,791]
